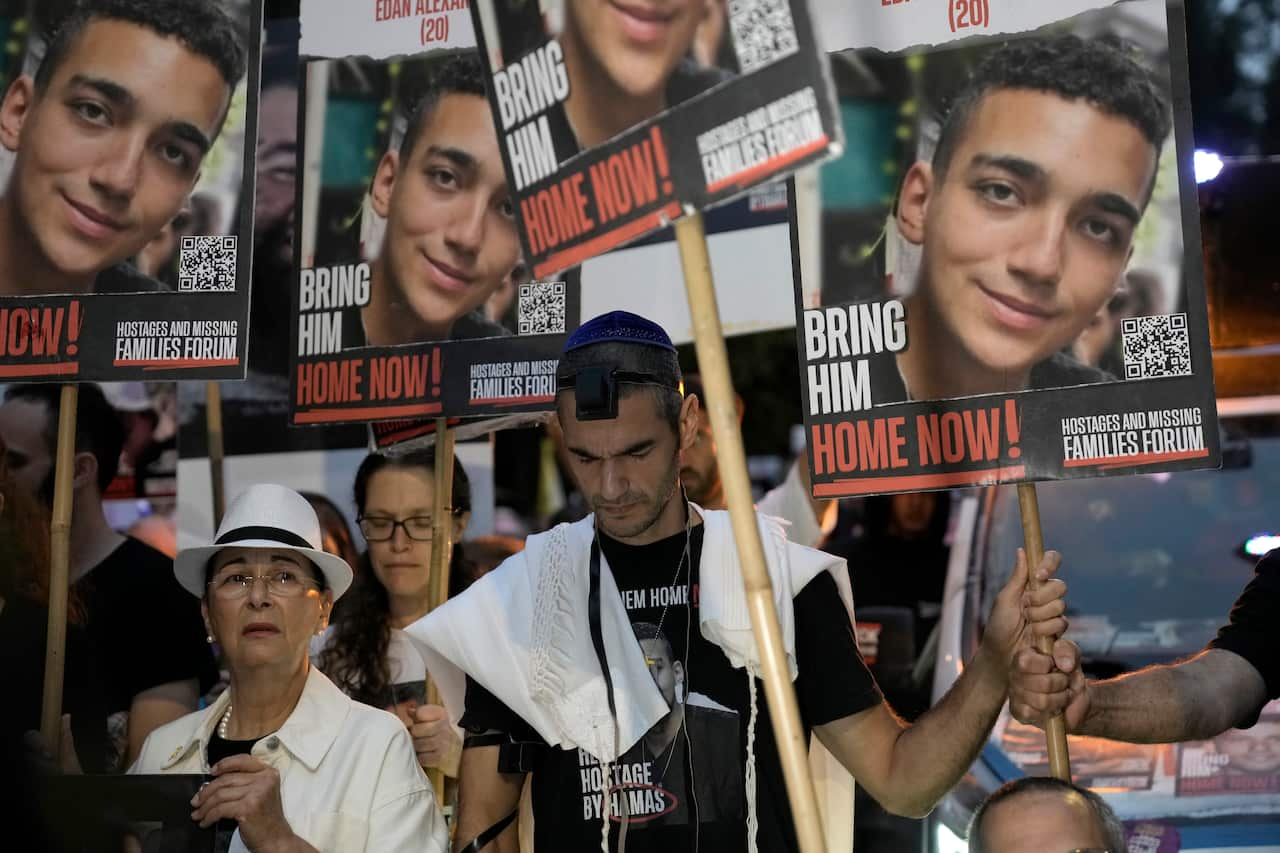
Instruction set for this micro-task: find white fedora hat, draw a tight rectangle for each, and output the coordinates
[175,483,354,600]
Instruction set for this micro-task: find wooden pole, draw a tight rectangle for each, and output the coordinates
[41,385,79,753]
[676,212,827,853]
[426,419,457,797]
[207,382,226,528]
[1016,483,1072,781]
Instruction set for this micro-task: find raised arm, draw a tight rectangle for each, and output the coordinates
[1012,643,1267,742]
[817,549,1065,817]
[1012,549,1277,742]
[454,743,524,853]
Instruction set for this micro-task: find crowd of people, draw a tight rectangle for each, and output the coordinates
[2,309,1276,853]
[0,2,1273,852]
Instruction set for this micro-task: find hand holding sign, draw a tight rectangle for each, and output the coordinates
[410,704,462,775]
[1010,639,1090,734]
[979,548,1068,676]
[192,755,298,849]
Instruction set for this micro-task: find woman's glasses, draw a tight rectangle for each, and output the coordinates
[358,515,436,542]
[207,569,321,600]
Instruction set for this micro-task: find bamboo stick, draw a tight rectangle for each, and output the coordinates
[40,385,79,754]
[1017,482,1072,781]
[207,382,226,527]
[426,420,457,798]
[676,212,827,853]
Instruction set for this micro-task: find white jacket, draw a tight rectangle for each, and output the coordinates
[128,667,447,853]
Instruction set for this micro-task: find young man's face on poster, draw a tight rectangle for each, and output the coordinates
[370,92,521,339]
[0,18,230,288]
[1214,721,1280,775]
[640,636,682,707]
[562,0,704,101]
[897,88,1158,382]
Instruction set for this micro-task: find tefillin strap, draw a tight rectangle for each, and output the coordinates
[557,367,680,421]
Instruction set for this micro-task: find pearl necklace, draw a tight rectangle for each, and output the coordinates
[218,704,233,739]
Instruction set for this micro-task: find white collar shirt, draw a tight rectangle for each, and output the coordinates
[129,666,446,853]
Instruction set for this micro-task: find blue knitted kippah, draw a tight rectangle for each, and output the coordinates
[563,310,676,353]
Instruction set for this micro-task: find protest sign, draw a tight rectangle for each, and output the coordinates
[468,0,840,278]
[0,0,262,382]
[290,9,581,426]
[1177,708,1280,797]
[300,0,476,60]
[289,1,800,429]
[792,0,1220,498]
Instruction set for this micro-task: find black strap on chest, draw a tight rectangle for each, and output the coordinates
[588,539,621,726]
[457,807,518,853]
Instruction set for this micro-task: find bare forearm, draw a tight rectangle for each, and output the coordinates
[454,747,522,853]
[883,648,1006,816]
[1079,650,1265,743]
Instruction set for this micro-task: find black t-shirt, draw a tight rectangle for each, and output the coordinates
[75,537,219,718]
[1208,549,1280,726]
[208,734,256,849]
[94,262,168,294]
[339,304,511,349]
[461,523,881,853]
[0,594,109,772]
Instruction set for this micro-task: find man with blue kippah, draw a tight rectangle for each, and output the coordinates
[410,310,1063,853]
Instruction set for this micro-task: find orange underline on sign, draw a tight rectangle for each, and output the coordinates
[813,465,1027,497]
[533,201,683,278]
[0,361,80,378]
[112,358,240,370]
[294,401,443,424]
[376,427,435,445]
[705,135,830,194]
[470,394,555,407]
[1064,448,1211,470]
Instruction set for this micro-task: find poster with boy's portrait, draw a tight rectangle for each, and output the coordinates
[0,0,262,382]
[792,0,1219,497]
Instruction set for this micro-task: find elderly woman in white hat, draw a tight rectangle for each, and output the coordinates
[128,484,447,853]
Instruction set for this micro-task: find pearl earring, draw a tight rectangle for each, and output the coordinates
[206,634,215,644]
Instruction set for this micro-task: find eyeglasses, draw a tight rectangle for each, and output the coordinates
[358,515,436,542]
[208,569,322,600]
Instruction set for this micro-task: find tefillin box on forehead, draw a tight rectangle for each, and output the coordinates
[558,367,679,421]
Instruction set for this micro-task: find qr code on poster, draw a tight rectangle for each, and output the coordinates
[727,0,799,73]
[518,281,566,335]
[178,236,237,292]
[1121,313,1192,379]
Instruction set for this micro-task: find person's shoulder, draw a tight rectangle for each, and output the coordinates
[131,707,209,771]
[307,668,403,737]
[88,536,171,581]
[666,59,734,106]
[1030,352,1115,390]
[685,696,739,722]
[341,304,367,348]
[93,263,169,294]
[1244,548,1280,593]
[451,311,511,340]
[341,691,415,742]
[115,536,175,574]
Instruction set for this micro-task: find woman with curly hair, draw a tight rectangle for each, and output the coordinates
[314,448,474,776]
[0,431,107,772]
